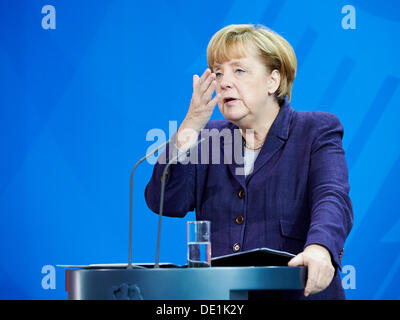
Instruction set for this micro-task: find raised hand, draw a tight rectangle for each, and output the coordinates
[176,69,220,149]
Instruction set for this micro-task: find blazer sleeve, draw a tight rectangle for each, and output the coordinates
[144,132,196,217]
[304,113,354,269]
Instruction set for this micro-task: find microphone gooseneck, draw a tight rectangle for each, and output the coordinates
[127,139,170,269]
[155,138,205,268]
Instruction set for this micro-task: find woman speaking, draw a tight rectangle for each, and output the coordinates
[145,24,353,300]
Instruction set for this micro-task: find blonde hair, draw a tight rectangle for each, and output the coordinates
[207,24,297,103]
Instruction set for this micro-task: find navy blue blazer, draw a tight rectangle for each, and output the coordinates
[145,101,353,299]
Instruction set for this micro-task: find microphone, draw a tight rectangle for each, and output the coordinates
[154,137,206,268]
[127,139,170,269]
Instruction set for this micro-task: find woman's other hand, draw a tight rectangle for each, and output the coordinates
[288,244,335,297]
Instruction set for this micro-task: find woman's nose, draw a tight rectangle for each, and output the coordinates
[219,75,233,89]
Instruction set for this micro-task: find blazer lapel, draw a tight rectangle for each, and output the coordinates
[248,101,294,180]
[223,124,247,188]
[220,101,294,187]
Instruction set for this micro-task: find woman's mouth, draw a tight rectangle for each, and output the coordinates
[223,97,239,105]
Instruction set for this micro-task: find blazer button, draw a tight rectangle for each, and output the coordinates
[233,243,241,252]
[235,216,244,225]
[238,189,245,199]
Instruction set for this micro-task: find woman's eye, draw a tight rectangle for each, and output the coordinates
[215,72,223,78]
[236,69,245,74]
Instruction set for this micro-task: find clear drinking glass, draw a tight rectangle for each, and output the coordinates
[187,221,211,267]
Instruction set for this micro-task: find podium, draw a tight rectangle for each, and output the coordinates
[64,266,307,300]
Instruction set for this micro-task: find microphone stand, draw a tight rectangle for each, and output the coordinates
[127,139,170,269]
[154,138,205,268]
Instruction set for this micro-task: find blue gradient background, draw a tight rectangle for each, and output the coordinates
[0,0,399,299]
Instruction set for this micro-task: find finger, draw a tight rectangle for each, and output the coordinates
[216,92,223,106]
[199,72,216,95]
[315,271,327,294]
[198,69,216,93]
[288,254,304,267]
[202,80,216,103]
[206,93,220,110]
[194,70,212,96]
[199,68,211,84]
[193,74,200,93]
[316,264,334,293]
[304,263,318,297]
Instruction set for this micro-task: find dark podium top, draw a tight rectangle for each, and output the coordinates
[64,265,307,300]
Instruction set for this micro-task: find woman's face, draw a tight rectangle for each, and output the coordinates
[213,46,278,125]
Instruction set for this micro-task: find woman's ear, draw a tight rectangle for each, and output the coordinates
[267,69,281,96]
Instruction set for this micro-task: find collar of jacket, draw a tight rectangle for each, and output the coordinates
[223,100,295,187]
